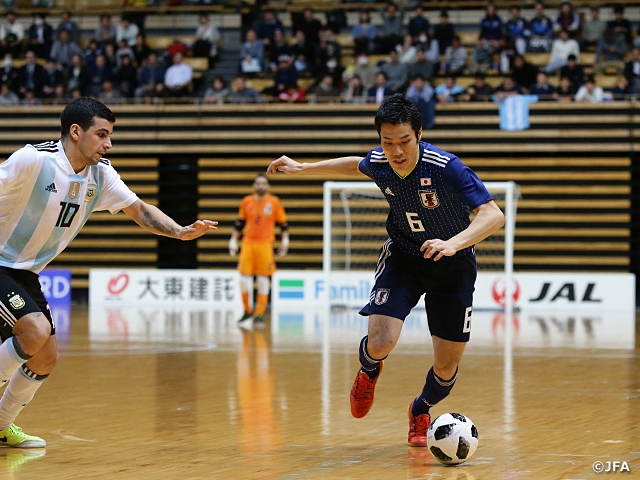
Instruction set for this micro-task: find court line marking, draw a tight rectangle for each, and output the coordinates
[51,430,97,442]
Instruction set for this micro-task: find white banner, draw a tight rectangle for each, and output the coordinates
[89,269,241,305]
[272,271,636,311]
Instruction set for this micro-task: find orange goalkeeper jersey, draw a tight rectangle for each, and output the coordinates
[239,193,287,243]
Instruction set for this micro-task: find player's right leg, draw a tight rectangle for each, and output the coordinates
[237,244,256,324]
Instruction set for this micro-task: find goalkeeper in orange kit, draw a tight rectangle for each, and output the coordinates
[229,174,289,329]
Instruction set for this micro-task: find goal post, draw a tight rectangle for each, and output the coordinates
[322,180,520,311]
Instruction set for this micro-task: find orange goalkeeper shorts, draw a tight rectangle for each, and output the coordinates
[238,242,276,277]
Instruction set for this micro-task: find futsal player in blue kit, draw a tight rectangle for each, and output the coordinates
[267,94,504,446]
[0,97,217,448]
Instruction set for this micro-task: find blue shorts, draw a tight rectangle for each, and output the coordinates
[359,239,476,342]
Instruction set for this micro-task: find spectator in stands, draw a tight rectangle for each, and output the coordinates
[317,28,342,66]
[135,52,164,102]
[49,29,83,72]
[265,54,298,97]
[608,5,633,49]
[27,13,53,60]
[132,34,151,67]
[505,5,528,56]
[115,39,135,68]
[290,30,316,76]
[461,74,494,102]
[295,8,322,46]
[556,75,577,101]
[0,11,24,59]
[21,89,41,106]
[317,55,344,90]
[433,10,454,55]
[379,2,404,54]
[529,71,556,99]
[326,6,347,34]
[50,84,68,106]
[574,75,603,103]
[367,71,392,104]
[406,74,435,128]
[164,51,192,98]
[268,29,291,73]
[545,28,579,73]
[41,58,63,98]
[408,3,430,42]
[166,38,188,63]
[380,50,407,93]
[494,76,522,101]
[313,74,340,103]
[528,1,553,53]
[240,28,264,75]
[511,54,537,91]
[256,9,284,53]
[0,53,16,92]
[553,1,579,39]
[435,75,463,103]
[115,54,137,98]
[469,37,493,75]
[610,75,630,99]
[409,48,435,82]
[231,75,263,104]
[70,87,81,100]
[149,82,166,105]
[353,52,377,90]
[396,34,418,64]
[16,50,45,98]
[0,82,18,106]
[624,47,640,94]
[193,14,221,69]
[84,39,102,70]
[98,79,122,105]
[581,6,606,52]
[595,28,627,75]
[444,35,467,76]
[55,11,79,45]
[103,43,119,78]
[116,16,139,48]
[94,15,116,51]
[68,52,90,95]
[559,54,584,88]
[352,11,376,56]
[479,4,503,50]
[204,76,229,104]
[343,74,367,103]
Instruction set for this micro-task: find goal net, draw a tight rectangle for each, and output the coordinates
[322,181,520,311]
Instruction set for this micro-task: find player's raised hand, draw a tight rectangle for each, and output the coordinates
[267,155,302,175]
[179,220,218,241]
[420,238,457,261]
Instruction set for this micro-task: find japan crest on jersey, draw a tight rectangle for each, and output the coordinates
[419,189,439,209]
[374,288,390,305]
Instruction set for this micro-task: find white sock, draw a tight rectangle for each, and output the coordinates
[0,338,31,385]
[0,365,47,430]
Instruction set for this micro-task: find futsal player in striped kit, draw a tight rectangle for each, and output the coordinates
[267,94,504,446]
[0,97,217,447]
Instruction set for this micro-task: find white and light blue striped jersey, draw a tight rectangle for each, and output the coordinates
[0,140,138,273]
[358,141,492,257]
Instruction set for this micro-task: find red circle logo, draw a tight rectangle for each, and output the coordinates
[491,277,520,307]
[107,274,129,295]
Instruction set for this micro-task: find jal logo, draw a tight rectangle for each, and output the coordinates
[529,282,602,303]
[491,278,521,307]
[107,274,130,295]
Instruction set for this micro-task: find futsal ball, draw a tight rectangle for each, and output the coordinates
[426,413,478,465]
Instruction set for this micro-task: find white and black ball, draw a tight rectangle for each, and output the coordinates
[426,413,478,465]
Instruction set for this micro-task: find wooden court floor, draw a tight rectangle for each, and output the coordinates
[2,305,639,479]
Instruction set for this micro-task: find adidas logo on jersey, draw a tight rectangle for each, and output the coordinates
[44,183,57,193]
[384,187,395,196]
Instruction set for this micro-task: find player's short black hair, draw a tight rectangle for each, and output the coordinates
[374,93,422,140]
[60,97,115,139]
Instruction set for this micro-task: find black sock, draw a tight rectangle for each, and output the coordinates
[358,336,385,378]
[411,366,458,416]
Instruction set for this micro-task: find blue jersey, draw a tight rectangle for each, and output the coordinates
[358,141,492,257]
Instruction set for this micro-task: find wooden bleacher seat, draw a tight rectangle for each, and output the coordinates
[458,32,479,46]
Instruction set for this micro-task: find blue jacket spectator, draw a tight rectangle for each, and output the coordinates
[505,6,528,55]
[480,5,503,43]
[553,2,580,39]
[256,10,284,47]
[408,5,430,39]
[352,11,376,55]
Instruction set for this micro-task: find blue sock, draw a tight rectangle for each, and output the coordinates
[358,336,385,379]
[411,366,458,416]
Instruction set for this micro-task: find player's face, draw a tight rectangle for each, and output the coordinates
[379,122,422,177]
[253,177,269,196]
[76,117,113,166]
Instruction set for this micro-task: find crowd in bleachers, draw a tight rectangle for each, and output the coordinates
[1,1,640,108]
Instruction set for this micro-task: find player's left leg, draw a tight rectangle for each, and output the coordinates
[237,244,256,323]
[252,243,276,328]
